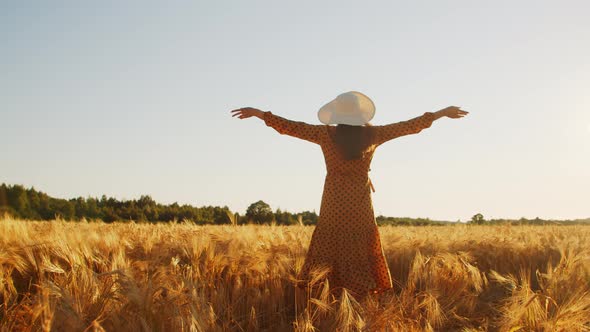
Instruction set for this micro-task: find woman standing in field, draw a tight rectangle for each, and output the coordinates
[231,92,468,299]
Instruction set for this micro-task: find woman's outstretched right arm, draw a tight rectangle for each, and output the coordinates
[231,107,323,144]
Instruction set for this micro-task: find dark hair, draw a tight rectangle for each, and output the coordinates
[331,124,375,160]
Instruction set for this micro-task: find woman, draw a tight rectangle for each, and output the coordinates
[231,91,468,299]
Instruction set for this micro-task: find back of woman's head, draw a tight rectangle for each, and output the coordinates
[332,124,375,160]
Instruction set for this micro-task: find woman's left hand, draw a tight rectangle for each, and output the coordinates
[231,107,265,120]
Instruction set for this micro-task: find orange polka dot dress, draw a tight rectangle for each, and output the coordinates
[264,111,435,298]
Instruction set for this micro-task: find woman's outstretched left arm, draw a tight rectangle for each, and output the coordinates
[373,106,468,145]
[231,107,323,144]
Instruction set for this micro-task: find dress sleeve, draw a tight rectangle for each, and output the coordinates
[263,111,323,144]
[373,112,436,146]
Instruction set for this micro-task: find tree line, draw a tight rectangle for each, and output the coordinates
[1,184,588,225]
[0,184,319,225]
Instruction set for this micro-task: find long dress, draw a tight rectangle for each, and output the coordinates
[263,111,435,297]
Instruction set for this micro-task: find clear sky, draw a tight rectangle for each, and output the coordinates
[1,1,589,221]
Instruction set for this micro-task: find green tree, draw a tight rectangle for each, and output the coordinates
[246,200,274,224]
[0,184,7,207]
[470,213,485,225]
[85,197,101,220]
[7,184,29,218]
[274,208,297,225]
[213,206,231,224]
[300,210,319,225]
[73,197,88,219]
[136,195,157,221]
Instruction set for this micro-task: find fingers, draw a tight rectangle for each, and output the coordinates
[231,107,257,116]
[452,111,468,119]
[444,107,469,119]
[451,107,469,118]
[231,108,249,119]
[234,113,250,119]
[230,108,255,120]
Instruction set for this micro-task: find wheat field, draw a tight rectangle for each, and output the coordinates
[1,217,589,331]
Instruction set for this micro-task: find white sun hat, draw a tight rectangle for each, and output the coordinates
[317,91,376,125]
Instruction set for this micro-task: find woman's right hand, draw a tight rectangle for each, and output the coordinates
[436,106,469,119]
[231,107,265,120]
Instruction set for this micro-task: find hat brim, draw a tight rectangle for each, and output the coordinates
[318,91,375,125]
